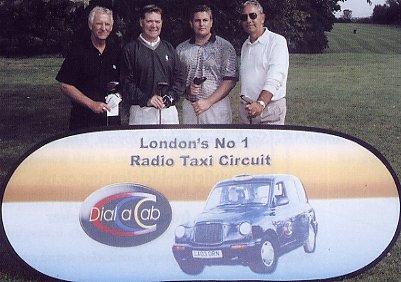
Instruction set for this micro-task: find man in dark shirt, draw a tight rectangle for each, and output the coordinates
[120,4,185,124]
[56,6,121,130]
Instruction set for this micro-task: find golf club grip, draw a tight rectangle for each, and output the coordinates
[193,77,207,85]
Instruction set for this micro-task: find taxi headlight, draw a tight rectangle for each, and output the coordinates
[239,222,252,235]
[175,225,186,238]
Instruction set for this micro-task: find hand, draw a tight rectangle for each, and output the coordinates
[162,94,174,108]
[192,99,212,115]
[90,101,110,114]
[147,95,165,109]
[189,82,201,97]
[246,102,264,118]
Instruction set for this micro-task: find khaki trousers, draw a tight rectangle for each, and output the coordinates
[240,98,286,125]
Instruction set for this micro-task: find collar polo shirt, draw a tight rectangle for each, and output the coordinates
[56,39,120,105]
[56,39,120,129]
[240,28,289,101]
[177,34,238,101]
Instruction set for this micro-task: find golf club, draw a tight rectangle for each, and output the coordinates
[157,82,169,124]
[193,77,207,124]
[240,94,254,124]
[107,81,119,93]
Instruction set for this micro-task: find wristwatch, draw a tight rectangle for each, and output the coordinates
[257,100,266,109]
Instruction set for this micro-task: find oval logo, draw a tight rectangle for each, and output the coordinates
[79,183,172,247]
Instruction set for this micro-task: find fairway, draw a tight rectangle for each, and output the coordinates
[0,23,400,281]
[326,23,401,54]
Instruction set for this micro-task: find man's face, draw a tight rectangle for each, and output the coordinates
[190,11,213,38]
[90,12,113,41]
[241,4,265,35]
[140,12,163,42]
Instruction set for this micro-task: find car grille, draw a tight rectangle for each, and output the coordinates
[194,223,223,244]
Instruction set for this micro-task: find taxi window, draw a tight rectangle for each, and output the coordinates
[273,182,289,206]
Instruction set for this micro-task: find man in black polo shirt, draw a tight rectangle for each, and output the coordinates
[56,6,121,130]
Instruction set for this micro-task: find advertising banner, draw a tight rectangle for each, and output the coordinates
[1,127,400,281]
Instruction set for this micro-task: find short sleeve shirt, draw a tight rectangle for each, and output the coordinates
[176,34,238,100]
[55,39,120,129]
[56,39,120,104]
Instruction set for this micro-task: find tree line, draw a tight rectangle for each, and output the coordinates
[0,0,381,56]
[372,0,401,25]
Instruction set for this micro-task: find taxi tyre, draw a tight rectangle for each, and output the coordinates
[303,222,317,253]
[249,235,278,273]
[177,259,205,275]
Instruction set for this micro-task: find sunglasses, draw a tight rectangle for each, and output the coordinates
[240,12,258,21]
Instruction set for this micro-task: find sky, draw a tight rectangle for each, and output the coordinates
[336,0,387,18]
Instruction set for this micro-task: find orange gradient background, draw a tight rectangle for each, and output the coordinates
[3,129,398,202]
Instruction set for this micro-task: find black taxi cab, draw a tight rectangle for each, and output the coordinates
[172,174,318,274]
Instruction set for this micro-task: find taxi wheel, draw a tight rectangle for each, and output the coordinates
[249,236,278,273]
[303,222,317,253]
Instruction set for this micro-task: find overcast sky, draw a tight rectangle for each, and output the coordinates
[336,0,387,18]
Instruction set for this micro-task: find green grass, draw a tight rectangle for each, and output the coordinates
[0,57,69,179]
[0,23,400,281]
[287,53,401,168]
[292,24,401,282]
[326,23,401,54]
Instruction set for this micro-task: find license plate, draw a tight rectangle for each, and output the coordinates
[192,250,223,259]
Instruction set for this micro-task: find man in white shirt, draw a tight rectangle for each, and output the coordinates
[239,0,289,125]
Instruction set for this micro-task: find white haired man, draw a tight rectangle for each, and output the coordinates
[56,6,121,130]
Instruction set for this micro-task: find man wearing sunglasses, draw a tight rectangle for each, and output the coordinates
[239,0,289,125]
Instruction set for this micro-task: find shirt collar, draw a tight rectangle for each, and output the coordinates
[139,34,161,47]
[86,37,109,55]
[189,33,216,45]
[246,27,269,45]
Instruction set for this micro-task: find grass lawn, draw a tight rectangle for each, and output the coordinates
[0,23,400,281]
[326,23,401,54]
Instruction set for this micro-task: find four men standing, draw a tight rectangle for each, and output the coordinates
[57,1,289,128]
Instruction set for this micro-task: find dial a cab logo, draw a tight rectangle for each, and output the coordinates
[79,183,172,247]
